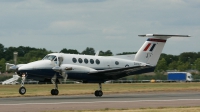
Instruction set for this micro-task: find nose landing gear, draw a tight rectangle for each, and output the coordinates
[19,73,26,95]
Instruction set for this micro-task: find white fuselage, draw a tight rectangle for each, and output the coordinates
[56,53,141,70]
[17,53,146,82]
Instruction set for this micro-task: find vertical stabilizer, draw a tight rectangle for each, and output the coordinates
[134,34,190,66]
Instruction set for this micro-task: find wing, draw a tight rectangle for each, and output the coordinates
[88,66,155,80]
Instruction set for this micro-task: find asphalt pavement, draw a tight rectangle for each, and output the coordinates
[0,91,200,112]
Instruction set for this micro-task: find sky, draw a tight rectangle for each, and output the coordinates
[0,0,199,55]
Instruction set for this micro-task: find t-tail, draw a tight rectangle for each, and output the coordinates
[134,34,190,66]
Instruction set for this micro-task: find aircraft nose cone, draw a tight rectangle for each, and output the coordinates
[18,60,52,72]
[18,66,27,71]
[18,64,33,72]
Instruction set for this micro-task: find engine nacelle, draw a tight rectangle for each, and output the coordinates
[52,64,97,80]
[60,64,97,73]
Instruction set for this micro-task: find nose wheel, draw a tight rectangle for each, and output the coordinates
[19,73,26,95]
[19,87,26,95]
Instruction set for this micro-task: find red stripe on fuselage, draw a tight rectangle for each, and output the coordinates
[147,38,166,42]
[143,43,151,51]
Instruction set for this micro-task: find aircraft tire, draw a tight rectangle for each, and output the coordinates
[94,90,103,97]
[54,89,59,95]
[98,90,103,97]
[19,87,26,95]
[51,89,59,95]
[51,89,55,95]
[94,90,98,96]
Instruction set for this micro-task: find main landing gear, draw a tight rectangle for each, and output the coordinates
[94,83,103,97]
[19,74,26,95]
[51,75,59,95]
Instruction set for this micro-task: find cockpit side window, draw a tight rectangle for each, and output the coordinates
[42,55,56,61]
[53,57,57,64]
[54,57,57,61]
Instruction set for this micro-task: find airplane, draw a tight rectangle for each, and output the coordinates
[8,34,190,97]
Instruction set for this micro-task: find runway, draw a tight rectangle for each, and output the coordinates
[0,91,200,112]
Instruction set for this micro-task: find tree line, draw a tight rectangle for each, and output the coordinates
[0,43,200,73]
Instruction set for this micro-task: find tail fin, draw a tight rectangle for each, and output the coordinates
[134,34,190,66]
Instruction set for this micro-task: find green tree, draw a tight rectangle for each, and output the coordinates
[168,61,178,70]
[23,49,50,63]
[82,47,95,55]
[176,61,190,71]
[159,53,179,65]
[99,50,113,56]
[4,47,18,61]
[0,44,4,59]
[155,58,167,72]
[17,46,37,57]
[194,58,200,71]
[179,52,197,64]
[0,58,6,72]
[60,48,79,54]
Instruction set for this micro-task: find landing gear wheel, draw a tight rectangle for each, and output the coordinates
[51,89,59,95]
[19,87,26,95]
[94,90,103,97]
[54,89,59,95]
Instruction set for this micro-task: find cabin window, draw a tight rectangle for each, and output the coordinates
[72,58,77,63]
[115,61,119,65]
[90,59,94,64]
[78,58,83,63]
[84,58,88,64]
[96,59,100,65]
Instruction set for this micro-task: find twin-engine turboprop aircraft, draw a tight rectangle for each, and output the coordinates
[9,34,189,97]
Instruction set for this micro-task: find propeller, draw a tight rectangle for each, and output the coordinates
[6,63,26,76]
[52,56,69,83]
[6,63,15,71]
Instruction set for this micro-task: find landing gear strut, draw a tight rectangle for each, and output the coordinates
[51,75,59,95]
[94,83,103,97]
[19,74,26,95]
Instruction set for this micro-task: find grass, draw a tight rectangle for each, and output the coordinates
[1,83,200,98]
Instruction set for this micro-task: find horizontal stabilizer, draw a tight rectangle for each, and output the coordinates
[138,34,190,38]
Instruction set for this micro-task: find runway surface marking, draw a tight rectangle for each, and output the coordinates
[1,98,200,106]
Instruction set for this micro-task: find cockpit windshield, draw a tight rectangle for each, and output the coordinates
[42,55,57,61]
